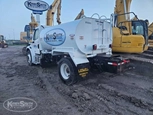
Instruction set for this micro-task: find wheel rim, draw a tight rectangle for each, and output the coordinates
[60,63,70,80]
[27,53,31,64]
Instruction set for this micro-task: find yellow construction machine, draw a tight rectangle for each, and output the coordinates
[29,13,38,38]
[112,0,148,53]
[22,14,38,55]
[20,13,38,42]
[0,35,8,48]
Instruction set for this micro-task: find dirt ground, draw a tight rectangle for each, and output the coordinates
[0,46,153,115]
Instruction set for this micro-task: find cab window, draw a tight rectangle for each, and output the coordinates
[33,29,39,40]
[132,21,144,35]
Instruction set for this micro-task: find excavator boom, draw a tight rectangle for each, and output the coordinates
[46,0,61,26]
[114,0,132,33]
[75,9,84,20]
[114,0,132,22]
[29,13,38,34]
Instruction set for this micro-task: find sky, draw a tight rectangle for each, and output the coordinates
[0,0,153,40]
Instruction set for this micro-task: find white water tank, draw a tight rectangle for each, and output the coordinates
[39,17,112,55]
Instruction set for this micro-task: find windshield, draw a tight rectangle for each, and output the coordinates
[132,21,144,35]
[33,29,39,40]
[132,20,148,44]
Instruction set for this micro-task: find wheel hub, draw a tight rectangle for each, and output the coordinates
[60,63,70,80]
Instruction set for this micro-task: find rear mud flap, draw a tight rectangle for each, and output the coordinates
[77,63,90,78]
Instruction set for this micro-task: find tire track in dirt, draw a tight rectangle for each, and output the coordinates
[46,73,130,115]
[2,46,153,115]
[45,69,153,115]
[14,65,81,115]
[81,72,153,114]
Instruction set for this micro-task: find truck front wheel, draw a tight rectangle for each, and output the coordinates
[58,58,78,85]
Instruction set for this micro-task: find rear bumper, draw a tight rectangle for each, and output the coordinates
[89,54,130,73]
[107,59,130,73]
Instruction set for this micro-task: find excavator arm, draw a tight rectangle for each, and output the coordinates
[56,0,61,24]
[75,9,84,20]
[114,0,132,22]
[29,13,38,33]
[114,0,132,33]
[46,0,61,26]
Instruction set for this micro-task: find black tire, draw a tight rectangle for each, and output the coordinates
[58,57,78,85]
[27,50,33,66]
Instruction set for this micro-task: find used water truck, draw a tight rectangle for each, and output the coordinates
[26,15,129,85]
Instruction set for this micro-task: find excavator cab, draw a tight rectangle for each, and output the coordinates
[132,20,148,44]
[112,12,148,53]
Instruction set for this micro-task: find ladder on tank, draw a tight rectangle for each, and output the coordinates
[91,13,113,50]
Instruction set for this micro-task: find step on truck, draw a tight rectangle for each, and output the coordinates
[26,14,130,85]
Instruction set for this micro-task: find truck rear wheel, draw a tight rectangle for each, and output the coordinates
[58,58,78,85]
[27,50,33,66]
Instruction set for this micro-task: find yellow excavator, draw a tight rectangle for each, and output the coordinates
[112,0,148,53]
[29,13,38,38]
[22,14,38,55]
[20,14,38,42]
[0,35,8,48]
